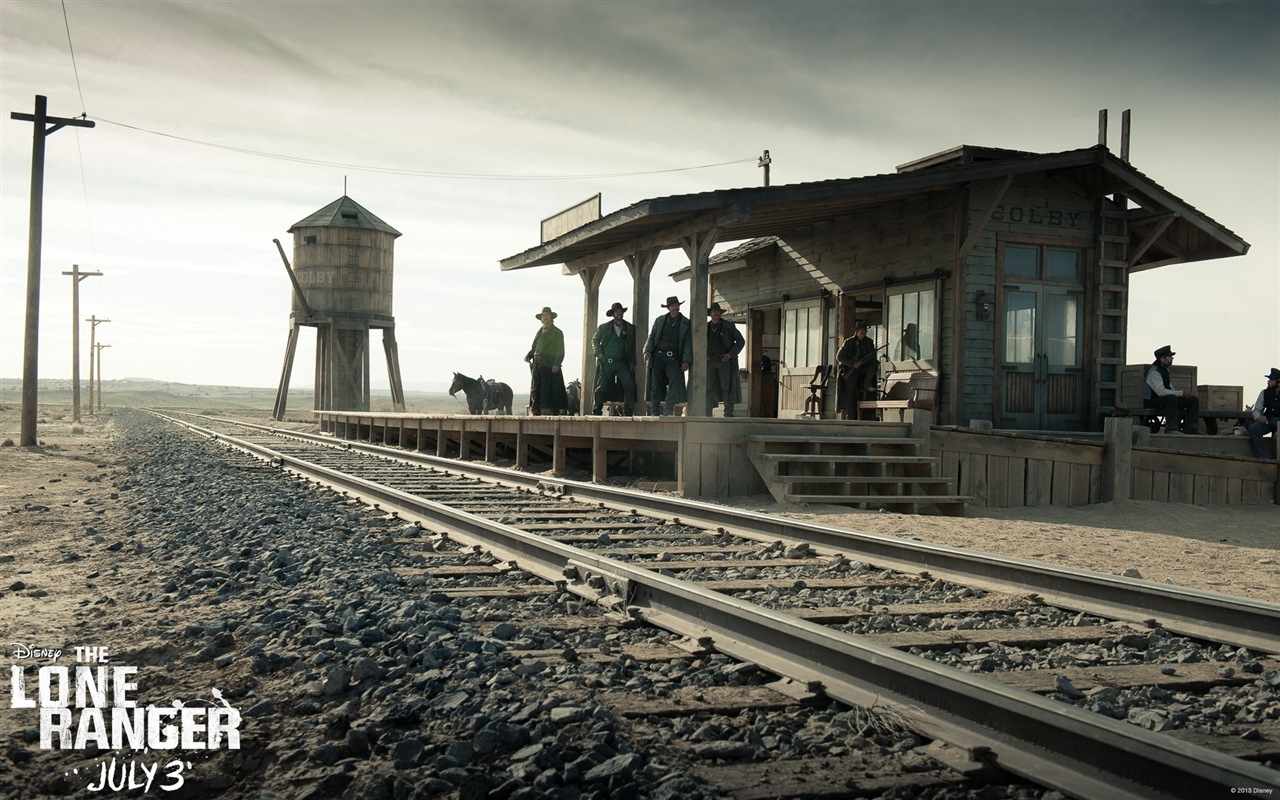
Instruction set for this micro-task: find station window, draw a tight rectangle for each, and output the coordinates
[886,284,936,363]
[782,301,836,369]
[1003,243,1082,283]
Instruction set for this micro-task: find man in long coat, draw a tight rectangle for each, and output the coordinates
[591,302,637,415]
[525,306,568,415]
[643,296,693,415]
[705,303,745,417]
[837,320,878,419]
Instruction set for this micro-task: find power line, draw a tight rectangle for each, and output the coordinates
[61,0,100,266]
[91,117,756,181]
[60,0,88,117]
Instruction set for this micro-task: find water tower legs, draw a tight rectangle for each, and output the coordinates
[315,324,370,411]
[383,328,406,412]
[272,321,301,421]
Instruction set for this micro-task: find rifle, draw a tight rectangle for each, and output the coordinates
[838,340,890,379]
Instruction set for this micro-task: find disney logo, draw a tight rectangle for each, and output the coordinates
[11,643,63,661]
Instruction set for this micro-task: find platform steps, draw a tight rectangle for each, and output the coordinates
[744,434,969,516]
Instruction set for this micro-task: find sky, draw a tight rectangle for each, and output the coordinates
[2,0,1277,399]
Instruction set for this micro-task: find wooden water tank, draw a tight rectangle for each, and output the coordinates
[287,196,400,324]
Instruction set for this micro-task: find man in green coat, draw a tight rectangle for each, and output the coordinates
[591,302,637,415]
[525,306,567,415]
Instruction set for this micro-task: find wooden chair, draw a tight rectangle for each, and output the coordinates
[800,365,833,418]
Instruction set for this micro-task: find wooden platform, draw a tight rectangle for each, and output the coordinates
[315,410,928,502]
[314,411,1277,509]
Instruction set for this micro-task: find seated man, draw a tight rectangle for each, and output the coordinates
[1143,345,1200,435]
[836,320,877,420]
[1247,368,1280,459]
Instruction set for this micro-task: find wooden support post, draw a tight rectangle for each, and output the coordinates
[592,425,606,483]
[383,328,406,412]
[681,228,721,418]
[579,265,607,416]
[1272,436,1280,506]
[436,419,448,457]
[552,431,566,475]
[516,423,529,471]
[85,316,108,416]
[11,95,94,445]
[1103,416,1133,502]
[907,409,932,454]
[273,320,300,420]
[62,265,102,423]
[626,249,659,412]
[484,419,495,463]
[93,343,109,410]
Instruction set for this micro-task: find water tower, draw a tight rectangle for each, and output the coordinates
[272,195,406,419]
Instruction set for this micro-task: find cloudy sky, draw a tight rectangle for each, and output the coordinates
[2,0,1277,397]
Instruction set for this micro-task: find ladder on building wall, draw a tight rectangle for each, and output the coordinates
[1094,198,1129,421]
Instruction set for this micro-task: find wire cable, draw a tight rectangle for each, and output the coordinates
[91,116,756,181]
[61,0,101,266]
[61,0,88,118]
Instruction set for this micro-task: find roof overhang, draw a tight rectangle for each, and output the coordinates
[498,146,1247,275]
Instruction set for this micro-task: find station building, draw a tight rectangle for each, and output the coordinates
[500,141,1247,431]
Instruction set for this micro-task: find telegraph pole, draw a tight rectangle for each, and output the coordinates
[94,343,110,411]
[758,149,771,187]
[63,265,103,422]
[86,316,109,415]
[11,95,94,446]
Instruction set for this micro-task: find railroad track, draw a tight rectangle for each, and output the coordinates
[151,410,1280,798]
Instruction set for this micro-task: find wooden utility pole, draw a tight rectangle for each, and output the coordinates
[93,343,110,411]
[758,149,771,187]
[86,316,109,415]
[63,265,103,422]
[11,95,94,445]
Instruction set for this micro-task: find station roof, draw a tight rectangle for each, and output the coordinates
[499,145,1247,274]
[290,195,401,237]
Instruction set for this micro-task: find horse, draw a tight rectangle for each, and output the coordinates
[448,372,513,415]
[566,379,582,416]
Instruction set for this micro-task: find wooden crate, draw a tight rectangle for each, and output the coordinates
[1196,385,1244,412]
[1119,364,1197,409]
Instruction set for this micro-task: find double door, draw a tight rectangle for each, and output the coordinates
[1000,284,1084,430]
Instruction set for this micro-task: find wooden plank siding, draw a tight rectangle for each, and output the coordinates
[933,427,1277,508]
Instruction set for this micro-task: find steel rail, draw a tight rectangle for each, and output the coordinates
[186,413,1280,655]
[152,411,1280,798]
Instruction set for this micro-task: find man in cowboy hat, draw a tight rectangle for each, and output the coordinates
[643,296,693,415]
[1247,368,1280,458]
[705,302,745,417]
[836,320,878,420]
[525,306,568,415]
[1144,344,1200,435]
[591,302,637,415]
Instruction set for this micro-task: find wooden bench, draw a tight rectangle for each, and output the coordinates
[858,370,937,421]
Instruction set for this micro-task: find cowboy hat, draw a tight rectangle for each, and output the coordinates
[661,296,683,307]
[707,303,725,315]
[1153,345,1175,359]
[604,302,628,316]
[1266,368,1280,381]
[536,306,558,320]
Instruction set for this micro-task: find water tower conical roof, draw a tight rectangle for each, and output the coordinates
[289,195,401,237]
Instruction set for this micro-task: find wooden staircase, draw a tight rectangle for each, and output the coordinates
[744,430,969,516]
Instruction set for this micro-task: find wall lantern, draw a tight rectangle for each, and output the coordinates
[975,290,993,319]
